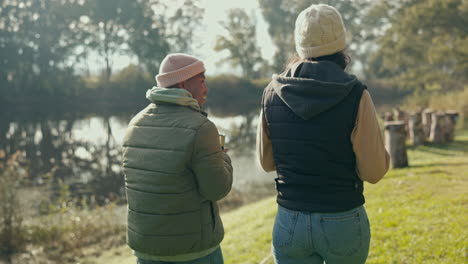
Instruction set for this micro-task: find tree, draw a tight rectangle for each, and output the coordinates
[369,0,468,91]
[80,0,204,82]
[214,9,265,79]
[0,0,204,99]
[258,0,373,73]
[257,0,308,72]
[0,0,84,96]
[80,0,150,85]
[127,0,204,74]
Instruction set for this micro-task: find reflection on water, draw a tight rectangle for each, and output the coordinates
[0,106,276,212]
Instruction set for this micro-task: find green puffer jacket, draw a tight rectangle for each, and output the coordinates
[122,87,233,256]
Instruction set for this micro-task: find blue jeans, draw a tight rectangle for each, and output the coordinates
[272,205,371,264]
[136,247,223,264]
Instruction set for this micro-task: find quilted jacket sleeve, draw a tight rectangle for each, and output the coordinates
[192,120,233,201]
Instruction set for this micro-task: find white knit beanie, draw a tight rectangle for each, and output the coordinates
[294,4,346,58]
[156,53,205,88]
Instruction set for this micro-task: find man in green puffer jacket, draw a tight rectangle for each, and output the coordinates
[122,53,233,264]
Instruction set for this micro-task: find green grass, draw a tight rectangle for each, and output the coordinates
[85,131,468,264]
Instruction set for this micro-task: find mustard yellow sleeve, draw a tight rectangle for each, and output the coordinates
[256,110,276,172]
[351,90,390,184]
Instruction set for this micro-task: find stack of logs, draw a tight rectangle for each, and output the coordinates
[382,108,459,168]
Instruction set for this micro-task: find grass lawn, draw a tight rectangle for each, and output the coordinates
[85,130,468,264]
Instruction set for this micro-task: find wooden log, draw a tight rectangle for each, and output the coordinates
[393,108,409,139]
[385,121,409,168]
[383,111,394,121]
[429,112,446,143]
[444,111,459,142]
[409,111,425,146]
[393,107,405,121]
[422,109,433,139]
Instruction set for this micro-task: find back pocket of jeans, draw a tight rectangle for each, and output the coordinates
[320,211,362,256]
[272,206,298,247]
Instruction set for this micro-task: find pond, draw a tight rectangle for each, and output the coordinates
[0,104,276,214]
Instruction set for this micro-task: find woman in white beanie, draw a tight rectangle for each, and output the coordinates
[257,4,390,264]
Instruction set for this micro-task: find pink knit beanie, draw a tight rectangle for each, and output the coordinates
[156,53,206,88]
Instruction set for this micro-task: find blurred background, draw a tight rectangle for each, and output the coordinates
[0,0,466,263]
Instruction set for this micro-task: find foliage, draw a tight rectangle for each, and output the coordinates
[214,9,266,79]
[402,86,468,126]
[0,177,125,263]
[258,0,373,73]
[0,0,85,97]
[77,0,204,83]
[80,0,137,83]
[0,0,204,100]
[257,0,308,72]
[24,202,125,263]
[258,0,467,107]
[0,152,27,261]
[124,0,204,75]
[206,74,264,117]
[363,79,412,112]
[369,0,468,92]
[110,64,153,95]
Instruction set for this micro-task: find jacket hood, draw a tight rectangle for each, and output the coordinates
[146,86,200,112]
[269,61,359,120]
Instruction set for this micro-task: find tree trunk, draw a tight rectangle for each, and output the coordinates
[409,111,425,146]
[429,112,446,143]
[422,109,433,139]
[103,21,112,87]
[384,121,409,168]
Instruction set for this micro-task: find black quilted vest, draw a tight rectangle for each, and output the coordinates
[262,61,366,212]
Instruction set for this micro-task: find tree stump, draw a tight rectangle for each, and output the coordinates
[383,111,394,121]
[393,107,409,139]
[422,109,433,139]
[444,111,459,142]
[385,121,409,168]
[409,111,425,146]
[393,107,406,121]
[429,112,446,143]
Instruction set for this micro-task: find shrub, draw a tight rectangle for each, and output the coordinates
[206,74,264,117]
[402,86,468,128]
[0,153,126,263]
[0,152,27,261]
[111,64,153,95]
